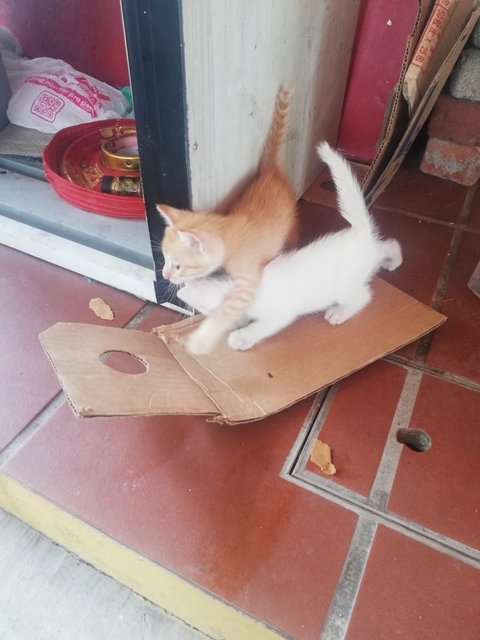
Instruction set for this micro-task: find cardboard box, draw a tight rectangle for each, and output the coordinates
[40,278,445,424]
[403,0,474,114]
[362,0,480,205]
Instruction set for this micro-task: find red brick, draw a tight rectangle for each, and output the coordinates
[420,137,480,186]
[428,94,480,146]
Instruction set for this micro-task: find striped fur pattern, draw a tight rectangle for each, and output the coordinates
[157,86,297,355]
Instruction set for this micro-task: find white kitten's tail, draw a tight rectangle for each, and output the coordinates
[317,142,373,233]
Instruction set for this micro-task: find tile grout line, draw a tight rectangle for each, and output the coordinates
[374,204,457,229]
[280,389,330,477]
[290,385,339,475]
[290,470,480,568]
[415,182,478,362]
[0,301,160,468]
[318,369,424,640]
[124,301,161,329]
[0,392,66,466]
[319,516,377,640]
[302,195,479,235]
[287,389,479,565]
[384,354,480,393]
[373,196,480,235]
[429,181,477,310]
[369,369,423,509]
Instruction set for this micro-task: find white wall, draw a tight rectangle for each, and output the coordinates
[182,0,361,210]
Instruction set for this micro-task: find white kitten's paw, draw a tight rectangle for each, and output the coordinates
[228,329,255,351]
[324,305,351,325]
[186,328,216,356]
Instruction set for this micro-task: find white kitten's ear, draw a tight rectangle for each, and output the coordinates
[177,230,204,252]
[156,204,181,226]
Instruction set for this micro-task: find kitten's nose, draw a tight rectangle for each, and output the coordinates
[162,266,171,280]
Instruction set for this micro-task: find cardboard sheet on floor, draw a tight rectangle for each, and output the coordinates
[39,278,445,424]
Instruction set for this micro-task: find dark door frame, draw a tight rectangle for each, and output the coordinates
[121,0,191,304]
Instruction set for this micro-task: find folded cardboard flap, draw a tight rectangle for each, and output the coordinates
[363,1,480,205]
[402,0,473,114]
[362,0,435,198]
[39,278,446,424]
[39,323,218,418]
[365,4,480,205]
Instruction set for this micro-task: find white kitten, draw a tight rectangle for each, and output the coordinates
[178,142,402,351]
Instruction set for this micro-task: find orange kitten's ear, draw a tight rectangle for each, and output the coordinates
[156,204,181,226]
[178,230,224,258]
[178,230,205,252]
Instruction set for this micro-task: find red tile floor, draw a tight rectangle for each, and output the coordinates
[0,155,479,640]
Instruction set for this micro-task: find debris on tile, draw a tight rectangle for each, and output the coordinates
[396,428,432,452]
[89,297,114,321]
[310,439,336,475]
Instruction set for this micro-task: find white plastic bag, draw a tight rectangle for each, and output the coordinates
[1,50,128,133]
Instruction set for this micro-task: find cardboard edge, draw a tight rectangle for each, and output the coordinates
[152,314,202,336]
[157,333,239,425]
[220,311,447,425]
[160,300,447,425]
[155,315,273,423]
[39,326,81,418]
[39,299,447,425]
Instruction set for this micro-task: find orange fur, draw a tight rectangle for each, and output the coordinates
[157,86,297,355]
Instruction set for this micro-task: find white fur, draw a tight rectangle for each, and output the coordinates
[178,142,402,350]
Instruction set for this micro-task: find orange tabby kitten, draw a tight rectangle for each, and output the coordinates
[157,86,297,355]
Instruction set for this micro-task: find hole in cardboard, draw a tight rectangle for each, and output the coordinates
[99,350,148,375]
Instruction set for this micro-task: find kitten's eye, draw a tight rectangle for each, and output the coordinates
[173,264,181,271]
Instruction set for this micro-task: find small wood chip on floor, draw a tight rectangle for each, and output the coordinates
[89,297,115,321]
[310,439,336,475]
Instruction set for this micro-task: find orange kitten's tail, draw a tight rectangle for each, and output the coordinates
[260,86,291,173]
